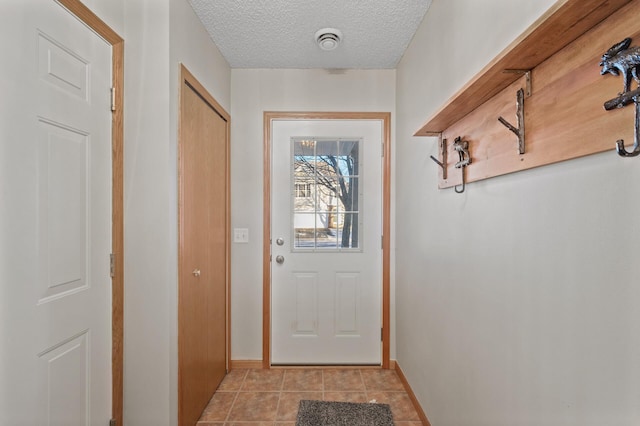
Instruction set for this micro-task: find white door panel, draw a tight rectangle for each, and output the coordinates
[271,120,382,365]
[1,1,112,424]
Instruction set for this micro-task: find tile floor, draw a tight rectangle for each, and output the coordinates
[197,368,424,425]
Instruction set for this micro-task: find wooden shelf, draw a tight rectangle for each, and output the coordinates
[414,0,632,137]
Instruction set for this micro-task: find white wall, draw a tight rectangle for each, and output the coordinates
[395,1,640,425]
[123,2,171,424]
[230,69,396,361]
[123,0,230,425]
[168,1,231,423]
[82,0,124,36]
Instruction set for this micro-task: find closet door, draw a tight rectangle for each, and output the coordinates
[178,66,229,426]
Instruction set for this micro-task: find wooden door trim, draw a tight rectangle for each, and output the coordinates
[263,111,392,369]
[56,1,124,424]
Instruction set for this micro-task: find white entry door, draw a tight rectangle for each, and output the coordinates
[271,119,383,365]
[0,1,113,424]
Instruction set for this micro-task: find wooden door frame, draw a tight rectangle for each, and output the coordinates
[177,64,232,422]
[263,111,391,369]
[55,0,124,424]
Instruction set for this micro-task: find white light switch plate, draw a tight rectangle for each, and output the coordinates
[234,228,249,243]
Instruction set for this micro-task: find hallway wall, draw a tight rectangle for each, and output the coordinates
[395,1,640,425]
[123,0,231,425]
[230,68,396,362]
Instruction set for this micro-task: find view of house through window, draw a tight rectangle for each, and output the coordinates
[292,138,362,250]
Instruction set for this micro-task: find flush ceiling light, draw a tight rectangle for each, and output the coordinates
[315,28,343,51]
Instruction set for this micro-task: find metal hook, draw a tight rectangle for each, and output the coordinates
[429,155,445,169]
[600,38,640,158]
[453,136,471,194]
[615,96,640,157]
[453,137,471,168]
[429,138,448,179]
[498,88,525,154]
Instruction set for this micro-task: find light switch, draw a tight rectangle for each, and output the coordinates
[234,228,249,243]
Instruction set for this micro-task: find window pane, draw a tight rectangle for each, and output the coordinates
[333,213,359,249]
[315,226,339,249]
[294,179,316,213]
[291,137,362,251]
[335,177,358,213]
[315,140,338,157]
[294,139,316,156]
[315,178,338,213]
[294,213,316,248]
[337,140,359,177]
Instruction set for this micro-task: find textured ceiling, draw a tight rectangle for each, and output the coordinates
[188,0,433,69]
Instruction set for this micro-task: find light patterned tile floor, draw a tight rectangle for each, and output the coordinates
[197,368,425,425]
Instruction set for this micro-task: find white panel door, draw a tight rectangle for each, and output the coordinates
[271,120,382,364]
[0,1,112,424]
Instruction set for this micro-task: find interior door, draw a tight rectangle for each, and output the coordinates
[0,0,113,424]
[271,119,383,365]
[178,68,229,426]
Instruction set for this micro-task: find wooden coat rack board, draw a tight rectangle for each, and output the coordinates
[415,0,639,190]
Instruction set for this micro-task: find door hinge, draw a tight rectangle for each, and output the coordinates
[381,141,384,156]
[381,327,383,341]
[109,419,116,426]
[110,253,115,278]
[381,235,384,249]
[110,87,116,112]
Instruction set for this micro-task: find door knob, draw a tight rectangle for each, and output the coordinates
[276,237,284,246]
[192,269,201,277]
[275,255,285,264]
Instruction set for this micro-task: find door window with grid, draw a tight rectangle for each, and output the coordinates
[292,138,362,251]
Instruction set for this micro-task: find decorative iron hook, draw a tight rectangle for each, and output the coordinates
[615,97,640,157]
[453,136,471,194]
[430,155,445,169]
[429,138,448,179]
[600,37,640,157]
[498,88,525,154]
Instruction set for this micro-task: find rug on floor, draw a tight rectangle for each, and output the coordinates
[296,399,394,426]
